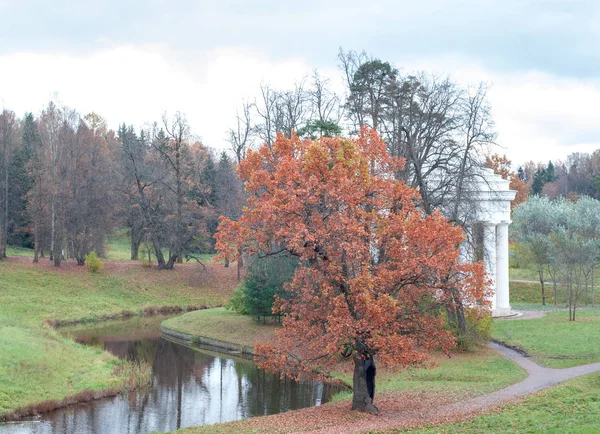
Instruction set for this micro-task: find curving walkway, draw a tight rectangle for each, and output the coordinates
[304,342,600,433]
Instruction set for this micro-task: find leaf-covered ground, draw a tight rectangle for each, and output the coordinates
[173,346,525,434]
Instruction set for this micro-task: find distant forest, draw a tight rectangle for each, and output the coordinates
[0,106,244,269]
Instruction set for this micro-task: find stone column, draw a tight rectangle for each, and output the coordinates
[495,221,511,316]
[483,222,497,312]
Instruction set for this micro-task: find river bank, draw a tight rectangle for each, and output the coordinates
[0,257,238,420]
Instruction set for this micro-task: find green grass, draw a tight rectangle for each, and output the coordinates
[510,264,600,286]
[6,246,34,257]
[162,307,279,347]
[0,263,230,327]
[509,266,541,282]
[510,281,545,304]
[408,372,600,433]
[492,310,600,368]
[510,279,599,309]
[0,326,146,415]
[0,259,236,416]
[104,228,133,260]
[330,347,526,402]
[105,228,215,263]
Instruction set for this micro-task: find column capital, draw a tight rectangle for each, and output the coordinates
[482,220,498,227]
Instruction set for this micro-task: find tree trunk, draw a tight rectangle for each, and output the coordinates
[445,284,466,334]
[351,356,379,414]
[53,230,62,267]
[165,253,177,270]
[130,222,144,260]
[0,227,5,259]
[152,236,166,269]
[50,177,55,261]
[33,217,39,263]
[538,265,546,305]
[592,267,595,308]
[3,149,8,259]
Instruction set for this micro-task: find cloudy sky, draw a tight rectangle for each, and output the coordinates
[1,0,599,165]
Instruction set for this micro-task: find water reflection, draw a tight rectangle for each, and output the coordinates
[0,316,334,434]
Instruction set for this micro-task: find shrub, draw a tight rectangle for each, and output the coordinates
[85,251,104,273]
[225,284,249,315]
[226,253,297,322]
[449,307,492,352]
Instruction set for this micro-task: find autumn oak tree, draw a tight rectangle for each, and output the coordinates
[216,129,489,413]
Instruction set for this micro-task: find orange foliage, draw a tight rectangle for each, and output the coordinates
[216,128,489,381]
[485,154,529,210]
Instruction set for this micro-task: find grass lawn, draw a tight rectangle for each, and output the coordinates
[0,258,237,417]
[492,310,600,368]
[104,228,133,260]
[330,347,526,400]
[508,266,541,282]
[6,246,34,257]
[510,264,600,307]
[509,279,600,311]
[409,372,600,433]
[162,307,279,347]
[105,229,215,264]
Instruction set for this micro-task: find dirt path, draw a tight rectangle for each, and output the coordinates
[302,342,600,433]
[500,310,546,320]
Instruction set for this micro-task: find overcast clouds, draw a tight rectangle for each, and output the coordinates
[1,0,599,164]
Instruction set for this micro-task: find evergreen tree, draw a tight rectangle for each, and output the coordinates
[229,253,298,322]
[9,113,38,247]
[532,168,546,195]
[545,161,556,183]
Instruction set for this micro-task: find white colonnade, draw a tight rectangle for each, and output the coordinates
[462,169,516,317]
[482,219,511,316]
[429,167,516,317]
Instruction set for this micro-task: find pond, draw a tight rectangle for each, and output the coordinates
[0,315,337,434]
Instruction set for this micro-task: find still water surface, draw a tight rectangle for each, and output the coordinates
[0,315,334,434]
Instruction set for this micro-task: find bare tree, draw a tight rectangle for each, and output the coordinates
[278,78,309,138]
[227,101,254,164]
[38,102,66,265]
[159,112,190,269]
[65,113,116,265]
[120,126,169,268]
[255,84,279,148]
[117,124,147,260]
[338,48,372,132]
[308,70,342,124]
